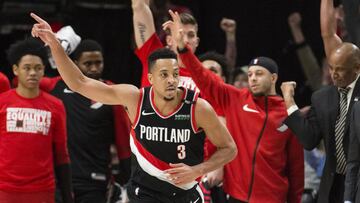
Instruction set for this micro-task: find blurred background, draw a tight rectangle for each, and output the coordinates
[0,0,344,107]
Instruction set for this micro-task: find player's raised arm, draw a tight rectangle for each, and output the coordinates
[132,0,156,48]
[30,13,140,113]
[321,0,342,57]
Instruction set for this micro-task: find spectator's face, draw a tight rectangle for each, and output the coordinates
[76,51,104,80]
[328,51,358,88]
[13,55,44,90]
[148,58,179,101]
[233,73,248,89]
[167,23,199,53]
[201,60,224,81]
[248,66,276,96]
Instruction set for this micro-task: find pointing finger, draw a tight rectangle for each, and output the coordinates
[30,13,47,24]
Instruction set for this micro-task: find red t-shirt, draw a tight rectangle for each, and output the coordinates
[0,89,69,192]
[0,72,10,93]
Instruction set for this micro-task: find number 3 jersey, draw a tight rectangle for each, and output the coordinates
[130,86,205,194]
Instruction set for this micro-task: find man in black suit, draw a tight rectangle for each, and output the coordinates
[280,0,360,202]
[346,102,360,203]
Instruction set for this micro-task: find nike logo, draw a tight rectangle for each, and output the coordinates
[243,104,259,113]
[63,88,74,94]
[191,197,200,203]
[90,102,103,109]
[141,110,155,116]
[135,187,139,196]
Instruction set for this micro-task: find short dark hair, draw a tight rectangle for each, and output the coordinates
[198,51,228,80]
[165,13,198,35]
[71,39,103,61]
[148,48,177,72]
[7,37,48,66]
[180,13,198,30]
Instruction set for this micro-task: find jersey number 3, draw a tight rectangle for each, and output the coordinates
[177,145,186,159]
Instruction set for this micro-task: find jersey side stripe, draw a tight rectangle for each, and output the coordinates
[129,132,197,190]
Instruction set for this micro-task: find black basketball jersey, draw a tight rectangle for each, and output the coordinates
[131,86,205,194]
[50,80,115,183]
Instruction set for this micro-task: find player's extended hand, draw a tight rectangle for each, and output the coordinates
[164,163,201,186]
[288,12,302,29]
[220,18,236,34]
[162,10,185,50]
[281,81,296,98]
[281,81,297,108]
[30,13,58,46]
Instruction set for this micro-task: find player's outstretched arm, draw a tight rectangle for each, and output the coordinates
[30,13,140,117]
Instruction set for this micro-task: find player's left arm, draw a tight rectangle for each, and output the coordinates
[164,98,237,186]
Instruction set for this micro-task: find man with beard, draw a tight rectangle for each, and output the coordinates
[40,40,132,203]
[163,10,304,203]
[30,13,237,203]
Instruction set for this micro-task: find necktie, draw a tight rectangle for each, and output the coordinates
[335,87,350,174]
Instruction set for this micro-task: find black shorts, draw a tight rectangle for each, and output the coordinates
[127,181,204,203]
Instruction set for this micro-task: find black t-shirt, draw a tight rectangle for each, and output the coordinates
[51,80,115,183]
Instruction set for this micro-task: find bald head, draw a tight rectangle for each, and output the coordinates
[330,43,360,63]
[328,43,360,87]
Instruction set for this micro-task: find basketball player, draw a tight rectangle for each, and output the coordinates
[31,13,237,203]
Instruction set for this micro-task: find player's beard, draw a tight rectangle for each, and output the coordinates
[163,96,175,101]
[250,83,271,97]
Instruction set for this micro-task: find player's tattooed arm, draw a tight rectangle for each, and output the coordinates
[138,22,147,44]
[132,0,156,48]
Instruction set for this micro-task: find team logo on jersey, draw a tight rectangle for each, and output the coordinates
[277,123,288,132]
[6,107,52,135]
[175,114,190,120]
[242,104,259,113]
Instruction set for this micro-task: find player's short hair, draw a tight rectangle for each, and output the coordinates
[165,13,198,35]
[180,13,198,30]
[7,37,47,66]
[198,51,228,80]
[148,48,177,72]
[71,39,103,60]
